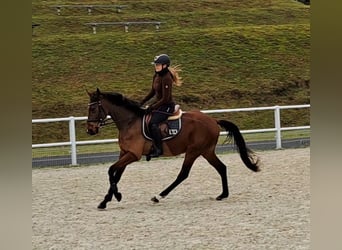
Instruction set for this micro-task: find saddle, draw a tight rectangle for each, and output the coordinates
[142,105,183,141]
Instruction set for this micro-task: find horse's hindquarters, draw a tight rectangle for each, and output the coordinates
[163,112,220,156]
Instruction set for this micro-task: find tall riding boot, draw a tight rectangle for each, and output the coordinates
[149,123,163,158]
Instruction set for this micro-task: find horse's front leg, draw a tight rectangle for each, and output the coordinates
[98,151,138,209]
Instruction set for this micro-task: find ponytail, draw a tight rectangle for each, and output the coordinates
[169,65,183,87]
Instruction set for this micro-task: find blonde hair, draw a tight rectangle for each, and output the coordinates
[169,65,183,87]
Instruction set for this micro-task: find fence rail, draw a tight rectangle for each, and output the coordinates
[32,104,310,166]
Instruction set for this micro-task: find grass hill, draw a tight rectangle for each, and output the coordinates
[32,0,310,143]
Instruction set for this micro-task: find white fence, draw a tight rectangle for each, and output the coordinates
[32,104,310,166]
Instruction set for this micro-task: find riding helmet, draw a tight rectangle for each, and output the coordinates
[152,54,170,66]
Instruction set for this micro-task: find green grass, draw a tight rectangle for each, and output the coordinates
[32,0,310,144]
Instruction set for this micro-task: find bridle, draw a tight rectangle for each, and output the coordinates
[87,101,114,127]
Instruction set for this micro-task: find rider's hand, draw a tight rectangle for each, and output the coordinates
[145,106,152,113]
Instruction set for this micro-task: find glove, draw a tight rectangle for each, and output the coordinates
[145,106,152,113]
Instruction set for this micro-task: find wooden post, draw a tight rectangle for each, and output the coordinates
[87,7,92,15]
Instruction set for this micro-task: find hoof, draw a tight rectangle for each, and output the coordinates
[114,192,122,202]
[146,155,151,161]
[151,196,159,203]
[97,202,107,209]
[216,194,229,201]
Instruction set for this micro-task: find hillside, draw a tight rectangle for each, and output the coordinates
[32,0,310,143]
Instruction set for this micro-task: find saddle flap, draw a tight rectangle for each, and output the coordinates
[142,115,182,141]
[142,104,183,140]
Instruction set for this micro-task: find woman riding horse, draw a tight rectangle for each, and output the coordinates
[86,89,260,209]
[140,54,182,159]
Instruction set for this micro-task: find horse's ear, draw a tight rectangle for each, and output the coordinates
[96,88,101,94]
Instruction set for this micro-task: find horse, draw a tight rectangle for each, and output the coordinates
[86,88,260,209]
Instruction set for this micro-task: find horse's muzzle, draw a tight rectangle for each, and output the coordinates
[86,123,99,135]
[86,129,98,135]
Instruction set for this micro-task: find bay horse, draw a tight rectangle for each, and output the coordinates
[86,88,260,209]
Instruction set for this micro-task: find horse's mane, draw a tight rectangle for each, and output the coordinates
[102,92,145,117]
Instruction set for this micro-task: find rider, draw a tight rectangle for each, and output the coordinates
[140,54,182,158]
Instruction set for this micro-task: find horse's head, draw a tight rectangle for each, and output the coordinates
[86,88,107,135]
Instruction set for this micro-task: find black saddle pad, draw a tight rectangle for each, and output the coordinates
[142,115,182,141]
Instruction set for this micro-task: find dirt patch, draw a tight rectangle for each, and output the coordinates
[32,148,310,249]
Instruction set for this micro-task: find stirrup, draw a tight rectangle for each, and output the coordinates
[149,149,162,158]
[146,147,162,161]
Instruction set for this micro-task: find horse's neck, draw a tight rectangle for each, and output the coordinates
[109,106,140,131]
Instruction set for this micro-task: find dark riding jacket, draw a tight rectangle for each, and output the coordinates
[141,67,175,111]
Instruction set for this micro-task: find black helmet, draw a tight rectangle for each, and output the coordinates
[153,54,170,66]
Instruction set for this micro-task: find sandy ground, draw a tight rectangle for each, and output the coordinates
[32,147,310,250]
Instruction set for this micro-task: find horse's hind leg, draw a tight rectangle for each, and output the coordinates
[202,151,229,200]
[98,151,137,209]
[152,152,200,202]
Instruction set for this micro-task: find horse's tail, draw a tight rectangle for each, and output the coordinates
[217,120,260,172]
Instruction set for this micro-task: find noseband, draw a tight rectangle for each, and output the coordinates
[87,101,113,126]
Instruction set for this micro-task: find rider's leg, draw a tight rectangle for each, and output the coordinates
[149,122,163,157]
[147,104,174,158]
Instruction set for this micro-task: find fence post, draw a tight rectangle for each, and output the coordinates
[69,117,77,165]
[274,106,282,149]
